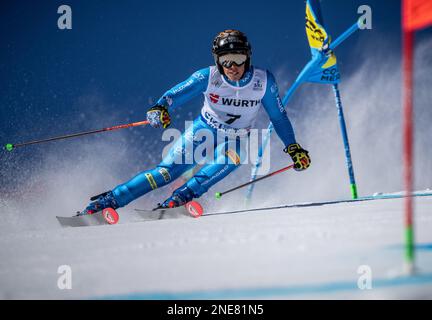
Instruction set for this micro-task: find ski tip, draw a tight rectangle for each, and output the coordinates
[215,192,222,200]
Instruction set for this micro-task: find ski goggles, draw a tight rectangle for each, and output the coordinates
[218,53,248,68]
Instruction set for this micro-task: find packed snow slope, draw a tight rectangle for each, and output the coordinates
[0,195,431,299]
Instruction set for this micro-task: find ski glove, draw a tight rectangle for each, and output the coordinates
[146,104,171,129]
[284,143,311,171]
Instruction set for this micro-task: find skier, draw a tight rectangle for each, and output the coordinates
[77,29,311,215]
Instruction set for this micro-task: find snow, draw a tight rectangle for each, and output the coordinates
[0,194,431,299]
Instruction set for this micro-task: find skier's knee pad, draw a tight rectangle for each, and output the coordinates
[224,148,243,165]
[214,140,246,165]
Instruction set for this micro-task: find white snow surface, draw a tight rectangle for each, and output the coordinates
[0,194,431,299]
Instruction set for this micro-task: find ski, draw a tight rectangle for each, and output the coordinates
[134,201,204,220]
[205,191,432,217]
[135,191,432,220]
[56,207,119,227]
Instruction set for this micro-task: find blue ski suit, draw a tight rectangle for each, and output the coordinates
[111,66,297,207]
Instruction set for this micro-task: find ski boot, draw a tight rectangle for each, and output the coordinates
[159,186,195,209]
[159,186,204,217]
[76,190,119,216]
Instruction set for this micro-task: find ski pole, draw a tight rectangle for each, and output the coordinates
[216,164,295,199]
[4,120,150,151]
[329,17,364,51]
